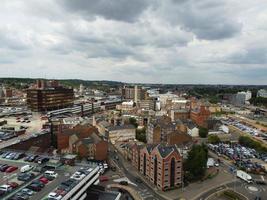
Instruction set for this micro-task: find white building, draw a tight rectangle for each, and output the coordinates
[257,89,267,98]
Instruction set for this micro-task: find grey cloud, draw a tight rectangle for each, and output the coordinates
[227,47,267,64]
[59,0,149,22]
[155,0,242,40]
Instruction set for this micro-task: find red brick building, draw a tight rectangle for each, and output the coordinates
[190,105,211,128]
[135,144,182,191]
[58,124,108,161]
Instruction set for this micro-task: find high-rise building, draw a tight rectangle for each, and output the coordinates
[27,80,74,112]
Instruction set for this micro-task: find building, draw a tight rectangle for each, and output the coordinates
[107,125,136,144]
[166,131,193,147]
[121,85,147,103]
[27,80,74,112]
[3,87,13,98]
[59,124,108,161]
[257,89,267,98]
[137,144,182,191]
[146,116,176,144]
[170,109,190,121]
[231,92,247,106]
[137,99,156,111]
[190,105,211,128]
[183,120,199,137]
[60,166,120,200]
[119,101,135,111]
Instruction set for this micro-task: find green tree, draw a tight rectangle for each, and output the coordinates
[199,127,208,138]
[207,135,221,144]
[129,117,138,128]
[184,144,208,181]
[136,128,147,143]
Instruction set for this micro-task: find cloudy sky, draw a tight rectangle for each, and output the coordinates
[1,0,267,84]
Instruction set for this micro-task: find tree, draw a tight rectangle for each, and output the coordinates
[208,135,221,144]
[129,117,138,128]
[136,128,147,143]
[184,144,208,181]
[199,127,208,138]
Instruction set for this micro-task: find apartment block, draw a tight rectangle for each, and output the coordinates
[136,144,182,191]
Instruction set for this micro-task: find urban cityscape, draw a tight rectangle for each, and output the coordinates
[0,1,267,200]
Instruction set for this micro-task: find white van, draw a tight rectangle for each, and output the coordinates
[44,170,58,178]
[20,165,34,173]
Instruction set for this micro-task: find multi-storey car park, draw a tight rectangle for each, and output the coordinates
[0,153,121,200]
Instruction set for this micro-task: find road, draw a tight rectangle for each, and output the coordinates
[109,143,166,200]
[199,150,267,200]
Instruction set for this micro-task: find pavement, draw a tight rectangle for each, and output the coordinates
[0,113,44,149]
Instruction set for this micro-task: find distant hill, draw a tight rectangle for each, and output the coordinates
[0,77,124,90]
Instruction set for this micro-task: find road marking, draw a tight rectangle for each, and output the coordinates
[261,175,265,181]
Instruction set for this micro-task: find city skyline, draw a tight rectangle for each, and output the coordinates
[1,0,267,84]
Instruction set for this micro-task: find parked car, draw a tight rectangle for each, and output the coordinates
[18,173,35,182]
[39,177,49,184]
[0,184,13,192]
[31,180,45,188]
[5,166,18,173]
[0,164,9,172]
[26,184,42,192]
[48,192,62,200]
[8,182,19,189]
[20,188,34,196]
[44,171,58,178]
[13,153,25,160]
[20,165,34,173]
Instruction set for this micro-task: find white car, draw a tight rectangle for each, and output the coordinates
[0,184,12,192]
[44,170,58,178]
[21,164,34,173]
[48,192,62,200]
[71,172,86,180]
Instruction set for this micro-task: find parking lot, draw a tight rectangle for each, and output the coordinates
[223,117,267,144]
[0,149,76,200]
[208,143,267,175]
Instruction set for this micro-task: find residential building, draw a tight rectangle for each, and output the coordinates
[59,124,108,160]
[190,105,211,128]
[27,80,74,112]
[107,125,136,144]
[184,121,199,137]
[137,144,182,191]
[146,116,176,144]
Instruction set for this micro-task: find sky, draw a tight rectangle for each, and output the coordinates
[0,0,267,84]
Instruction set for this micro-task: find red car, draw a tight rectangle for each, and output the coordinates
[55,189,67,196]
[99,176,109,182]
[39,177,49,184]
[8,182,19,189]
[5,166,18,173]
